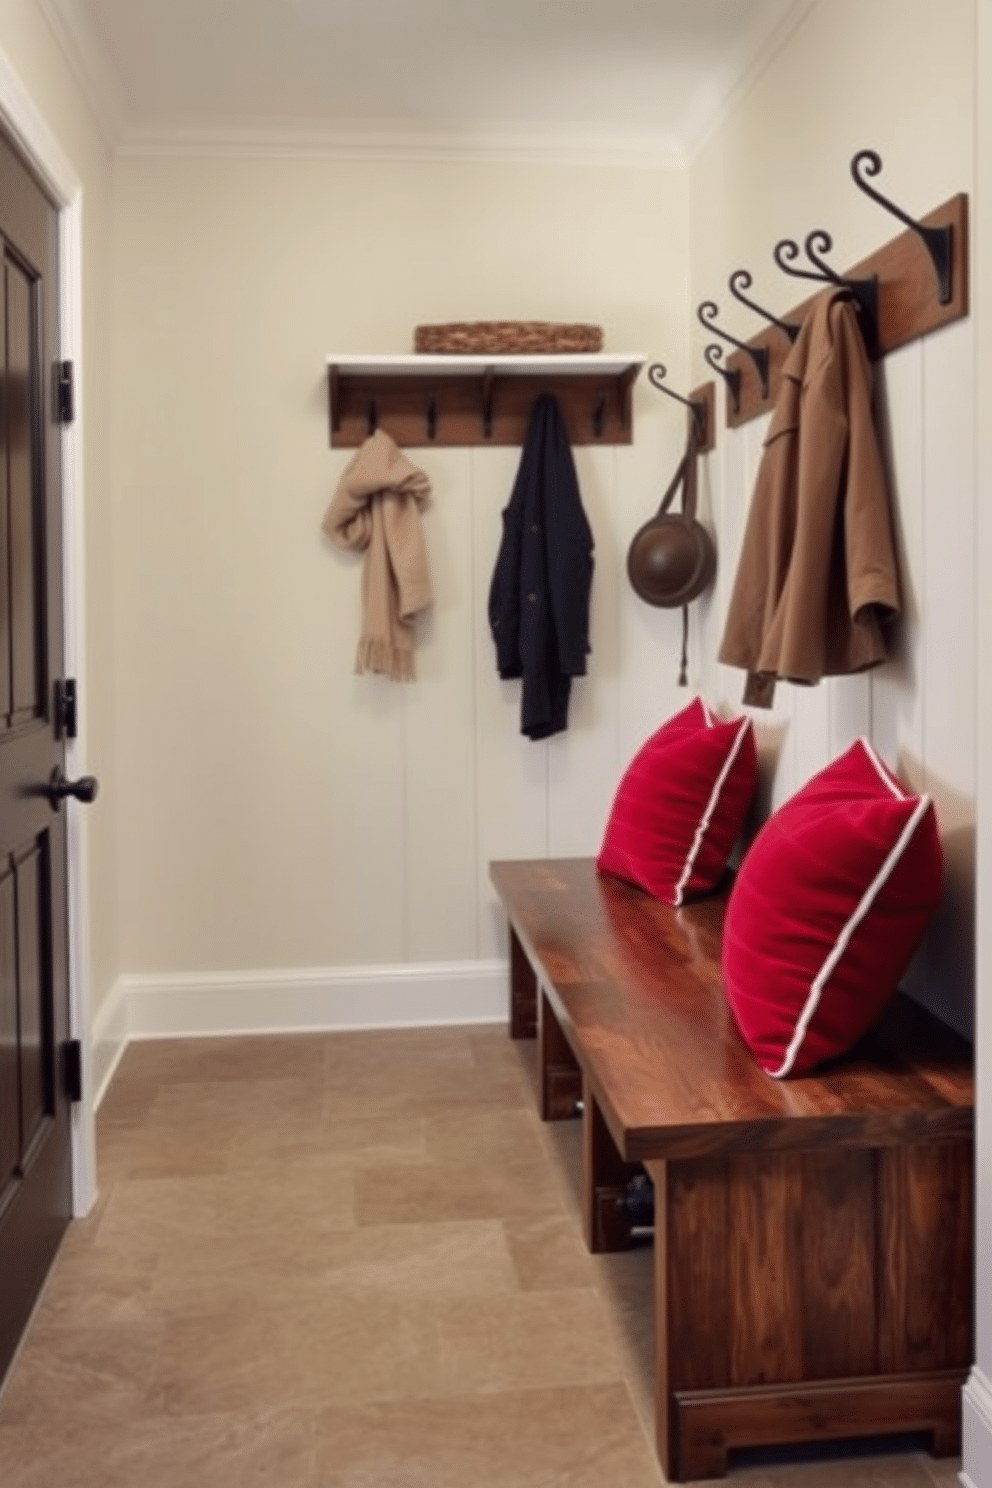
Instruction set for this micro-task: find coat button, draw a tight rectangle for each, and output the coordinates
[528,592,537,602]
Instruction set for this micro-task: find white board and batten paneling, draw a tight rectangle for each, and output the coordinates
[700,316,976,1039]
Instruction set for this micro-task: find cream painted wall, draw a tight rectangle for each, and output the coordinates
[110,154,692,973]
[690,0,977,1040]
[0,0,119,1019]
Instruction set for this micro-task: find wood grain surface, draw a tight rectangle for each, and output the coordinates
[491,857,974,1162]
[492,857,974,1480]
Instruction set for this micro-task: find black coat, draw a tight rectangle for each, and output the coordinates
[488,395,594,739]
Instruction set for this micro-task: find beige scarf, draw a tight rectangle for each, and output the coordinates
[322,430,433,681]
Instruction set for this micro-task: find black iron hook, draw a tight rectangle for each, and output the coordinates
[728,269,800,344]
[647,363,708,444]
[803,229,852,287]
[773,233,878,355]
[703,343,741,415]
[698,301,769,399]
[851,148,952,305]
[773,237,824,284]
[366,399,378,436]
[426,394,437,440]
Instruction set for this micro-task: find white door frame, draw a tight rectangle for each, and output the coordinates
[0,44,95,1216]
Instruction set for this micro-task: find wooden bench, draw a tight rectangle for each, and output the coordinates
[490,857,974,1482]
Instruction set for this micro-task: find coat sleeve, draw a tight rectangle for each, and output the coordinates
[544,411,594,676]
[839,311,900,622]
[488,489,524,679]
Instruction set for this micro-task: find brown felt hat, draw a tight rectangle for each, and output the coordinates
[627,510,716,608]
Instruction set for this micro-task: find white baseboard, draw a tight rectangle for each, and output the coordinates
[964,1366,992,1488]
[91,959,507,1107]
[90,976,129,1110]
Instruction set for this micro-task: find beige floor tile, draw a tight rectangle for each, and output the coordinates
[109,1074,323,1179]
[36,1232,158,1326]
[354,1155,565,1225]
[313,1383,664,1487]
[96,1166,355,1250]
[311,1218,521,1296]
[227,1111,428,1172]
[108,1118,237,1180]
[423,1105,551,1166]
[590,1243,657,1434]
[96,1069,161,1127]
[117,1033,327,1089]
[323,1025,479,1075]
[0,1026,965,1488]
[89,1168,357,1303]
[147,1285,623,1418]
[0,1319,163,1428]
[323,1060,532,1118]
[355,1288,624,1402]
[149,1218,520,1312]
[533,1111,586,1223]
[145,1296,330,1416]
[147,1073,320,1126]
[502,1212,597,1291]
[0,1407,317,1488]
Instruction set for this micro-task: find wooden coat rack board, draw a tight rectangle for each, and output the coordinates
[716,191,968,430]
[326,354,646,448]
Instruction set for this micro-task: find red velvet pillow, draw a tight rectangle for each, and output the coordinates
[722,738,943,1078]
[597,696,757,906]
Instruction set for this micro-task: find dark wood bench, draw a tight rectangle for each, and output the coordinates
[490,857,974,1482]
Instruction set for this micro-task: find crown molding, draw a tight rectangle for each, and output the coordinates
[114,119,683,169]
[682,0,821,162]
[36,0,126,149]
[33,0,815,169]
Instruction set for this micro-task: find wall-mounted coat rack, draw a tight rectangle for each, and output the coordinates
[326,353,646,448]
[704,151,968,431]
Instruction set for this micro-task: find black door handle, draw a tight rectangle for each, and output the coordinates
[48,768,99,810]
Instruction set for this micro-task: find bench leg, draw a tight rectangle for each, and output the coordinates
[508,924,537,1038]
[582,1083,642,1254]
[539,991,582,1120]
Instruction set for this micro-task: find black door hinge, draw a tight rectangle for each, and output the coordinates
[63,1040,83,1103]
[54,678,77,739]
[56,360,74,424]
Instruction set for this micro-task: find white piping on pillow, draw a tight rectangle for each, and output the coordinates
[672,716,751,908]
[700,698,714,728]
[768,791,933,1078]
[860,736,906,800]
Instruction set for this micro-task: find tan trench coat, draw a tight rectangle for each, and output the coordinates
[719,288,900,707]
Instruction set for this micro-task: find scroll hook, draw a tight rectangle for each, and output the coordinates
[851,148,952,305]
[703,343,741,415]
[647,363,708,444]
[728,269,800,344]
[773,233,878,355]
[698,301,769,400]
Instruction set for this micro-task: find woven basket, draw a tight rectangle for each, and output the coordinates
[414,321,603,355]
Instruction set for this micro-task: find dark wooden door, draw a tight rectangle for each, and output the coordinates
[0,127,73,1383]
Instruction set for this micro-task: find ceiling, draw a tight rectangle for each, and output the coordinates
[39,0,815,161]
